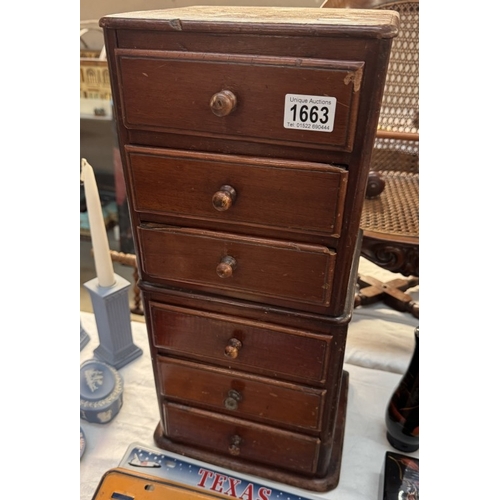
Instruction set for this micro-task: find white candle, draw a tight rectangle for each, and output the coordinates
[81,158,116,287]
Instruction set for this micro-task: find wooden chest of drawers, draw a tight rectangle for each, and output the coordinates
[101,6,398,491]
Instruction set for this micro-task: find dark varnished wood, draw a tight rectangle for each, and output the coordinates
[361,230,419,277]
[136,225,337,308]
[125,146,348,243]
[140,251,357,486]
[365,170,386,197]
[149,301,331,385]
[101,6,398,491]
[116,50,362,153]
[142,280,356,333]
[103,12,396,312]
[157,356,326,432]
[139,241,357,488]
[162,403,321,475]
[126,129,354,168]
[153,370,350,491]
[355,274,419,318]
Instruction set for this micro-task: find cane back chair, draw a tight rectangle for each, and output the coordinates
[322,0,419,316]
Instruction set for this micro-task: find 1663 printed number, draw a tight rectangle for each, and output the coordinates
[283,94,336,133]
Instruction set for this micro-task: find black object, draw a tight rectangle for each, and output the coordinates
[385,326,419,452]
[380,451,419,500]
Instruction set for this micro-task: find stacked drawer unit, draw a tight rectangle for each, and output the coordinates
[100,6,398,491]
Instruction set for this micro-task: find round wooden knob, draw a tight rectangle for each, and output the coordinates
[365,171,386,198]
[212,185,237,211]
[224,389,243,410]
[210,90,237,117]
[228,435,242,456]
[216,256,237,278]
[224,338,242,358]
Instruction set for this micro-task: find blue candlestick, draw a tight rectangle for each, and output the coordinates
[80,320,90,351]
[84,273,143,369]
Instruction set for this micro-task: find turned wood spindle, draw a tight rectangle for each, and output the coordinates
[365,170,386,198]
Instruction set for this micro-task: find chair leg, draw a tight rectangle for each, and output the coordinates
[129,264,143,316]
[354,274,419,318]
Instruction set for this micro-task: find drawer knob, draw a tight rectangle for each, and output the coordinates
[224,389,243,410]
[224,338,242,359]
[210,90,237,117]
[216,256,237,278]
[212,185,237,211]
[228,435,242,456]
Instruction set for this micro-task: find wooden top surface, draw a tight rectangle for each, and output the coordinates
[100,6,399,38]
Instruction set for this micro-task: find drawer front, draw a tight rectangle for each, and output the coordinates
[157,357,325,431]
[164,403,321,475]
[116,50,363,152]
[126,147,347,238]
[138,226,336,307]
[149,302,330,385]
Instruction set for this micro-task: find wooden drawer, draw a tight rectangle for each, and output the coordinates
[163,402,321,475]
[115,49,363,152]
[137,226,336,307]
[125,146,347,239]
[149,301,330,385]
[157,357,326,432]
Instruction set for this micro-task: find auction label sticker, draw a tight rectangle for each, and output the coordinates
[283,94,336,132]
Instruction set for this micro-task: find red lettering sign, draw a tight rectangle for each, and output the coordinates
[257,487,272,500]
[210,473,229,493]
[239,483,254,500]
[197,469,214,488]
[224,477,242,497]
